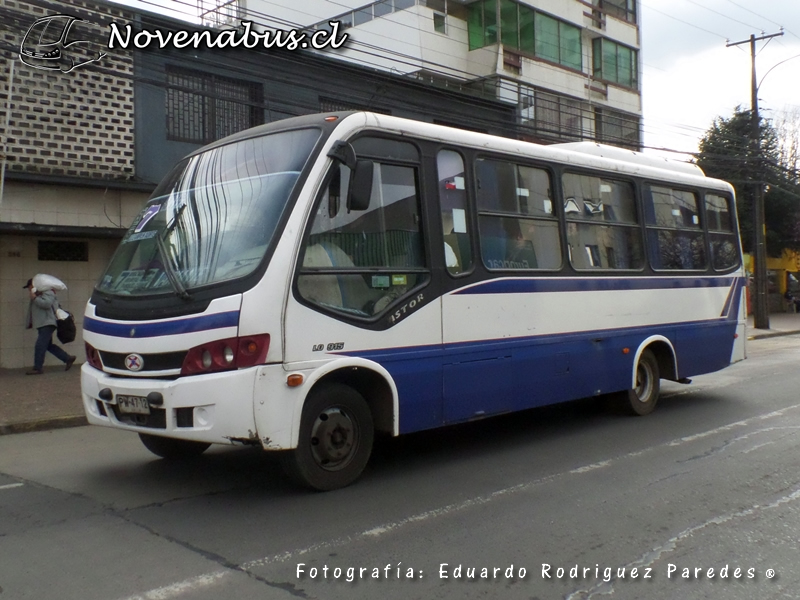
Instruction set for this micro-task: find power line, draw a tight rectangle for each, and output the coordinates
[682,0,762,31]
[6,0,765,159]
[639,1,729,41]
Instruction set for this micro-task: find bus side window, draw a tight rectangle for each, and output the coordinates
[298,150,427,318]
[437,150,473,275]
[476,158,561,270]
[705,192,739,271]
[644,185,706,271]
[563,173,643,271]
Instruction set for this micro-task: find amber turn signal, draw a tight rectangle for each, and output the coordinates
[287,374,304,387]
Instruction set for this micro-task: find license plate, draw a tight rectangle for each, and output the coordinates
[116,395,150,415]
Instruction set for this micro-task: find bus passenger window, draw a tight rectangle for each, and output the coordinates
[644,185,706,270]
[706,193,739,271]
[562,173,643,271]
[476,158,561,270]
[298,152,427,318]
[437,150,473,275]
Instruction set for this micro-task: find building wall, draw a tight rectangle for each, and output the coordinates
[0,181,143,229]
[1,0,135,179]
[0,233,120,369]
[135,40,517,183]
[0,0,149,370]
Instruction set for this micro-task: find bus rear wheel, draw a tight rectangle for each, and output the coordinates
[622,349,660,416]
[138,433,211,459]
[281,383,374,491]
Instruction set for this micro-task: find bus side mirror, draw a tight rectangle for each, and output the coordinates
[347,160,374,212]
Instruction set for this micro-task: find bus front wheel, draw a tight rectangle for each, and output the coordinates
[281,383,374,491]
[138,433,211,459]
[623,349,660,416]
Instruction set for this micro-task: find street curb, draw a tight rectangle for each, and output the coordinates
[0,415,87,436]
[748,329,800,340]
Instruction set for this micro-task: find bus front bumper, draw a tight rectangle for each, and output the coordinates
[81,363,260,446]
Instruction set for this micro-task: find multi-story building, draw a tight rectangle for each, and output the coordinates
[201,0,642,148]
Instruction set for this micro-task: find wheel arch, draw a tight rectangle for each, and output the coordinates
[301,358,399,438]
[632,335,678,387]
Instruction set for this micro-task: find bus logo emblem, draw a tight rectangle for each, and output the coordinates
[125,353,144,371]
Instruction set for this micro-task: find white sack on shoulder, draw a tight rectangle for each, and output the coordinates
[32,273,67,292]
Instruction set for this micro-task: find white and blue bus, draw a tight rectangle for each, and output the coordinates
[81,112,746,490]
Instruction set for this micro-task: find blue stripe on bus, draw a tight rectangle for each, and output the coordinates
[454,277,739,295]
[341,316,738,434]
[83,311,240,338]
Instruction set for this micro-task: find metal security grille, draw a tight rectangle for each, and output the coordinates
[198,0,242,26]
[595,107,640,149]
[166,66,262,144]
[319,96,390,115]
[38,240,89,262]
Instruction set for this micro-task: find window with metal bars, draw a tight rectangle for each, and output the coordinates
[198,0,242,26]
[166,66,263,144]
[594,107,640,149]
[318,96,391,115]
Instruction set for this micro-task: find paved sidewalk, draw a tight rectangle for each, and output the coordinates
[2,312,800,435]
[746,311,800,339]
[0,365,84,435]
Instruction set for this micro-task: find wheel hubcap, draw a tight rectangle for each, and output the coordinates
[310,408,357,471]
[634,362,654,403]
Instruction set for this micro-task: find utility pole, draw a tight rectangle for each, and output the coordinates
[727,31,783,330]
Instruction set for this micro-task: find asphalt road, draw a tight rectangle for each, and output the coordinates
[1,336,800,600]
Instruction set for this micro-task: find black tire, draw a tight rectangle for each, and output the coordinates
[622,349,660,416]
[281,383,374,491]
[138,432,211,459]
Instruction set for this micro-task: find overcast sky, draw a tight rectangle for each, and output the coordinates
[640,0,800,157]
[115,0,800,159]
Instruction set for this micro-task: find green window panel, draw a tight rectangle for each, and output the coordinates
[593,38,638,88]
[468,2,485,50]
[468,0,583,71]
[535,12,559,63]
[519,6,534,53]
[484,0,498,45]
[560,21,581,70]
[500,0,519,49]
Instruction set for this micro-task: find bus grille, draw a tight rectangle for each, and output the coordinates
[100,351,186,372]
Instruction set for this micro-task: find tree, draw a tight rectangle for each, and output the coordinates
[695,106,800,257]
[774,107,800,183]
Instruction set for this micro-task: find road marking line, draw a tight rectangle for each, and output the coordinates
[566,485,800,600]
[0,483,23,490]
[124,401,800,598]
[116,571,228,600]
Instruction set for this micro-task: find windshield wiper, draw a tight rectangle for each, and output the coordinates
[165,203,187,237]
[156,204,191,300]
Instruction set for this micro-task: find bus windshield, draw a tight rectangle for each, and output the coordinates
[97,128,320,297]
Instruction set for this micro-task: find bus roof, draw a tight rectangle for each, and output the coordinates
[552,141,705,178]
[193,111,732,194]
